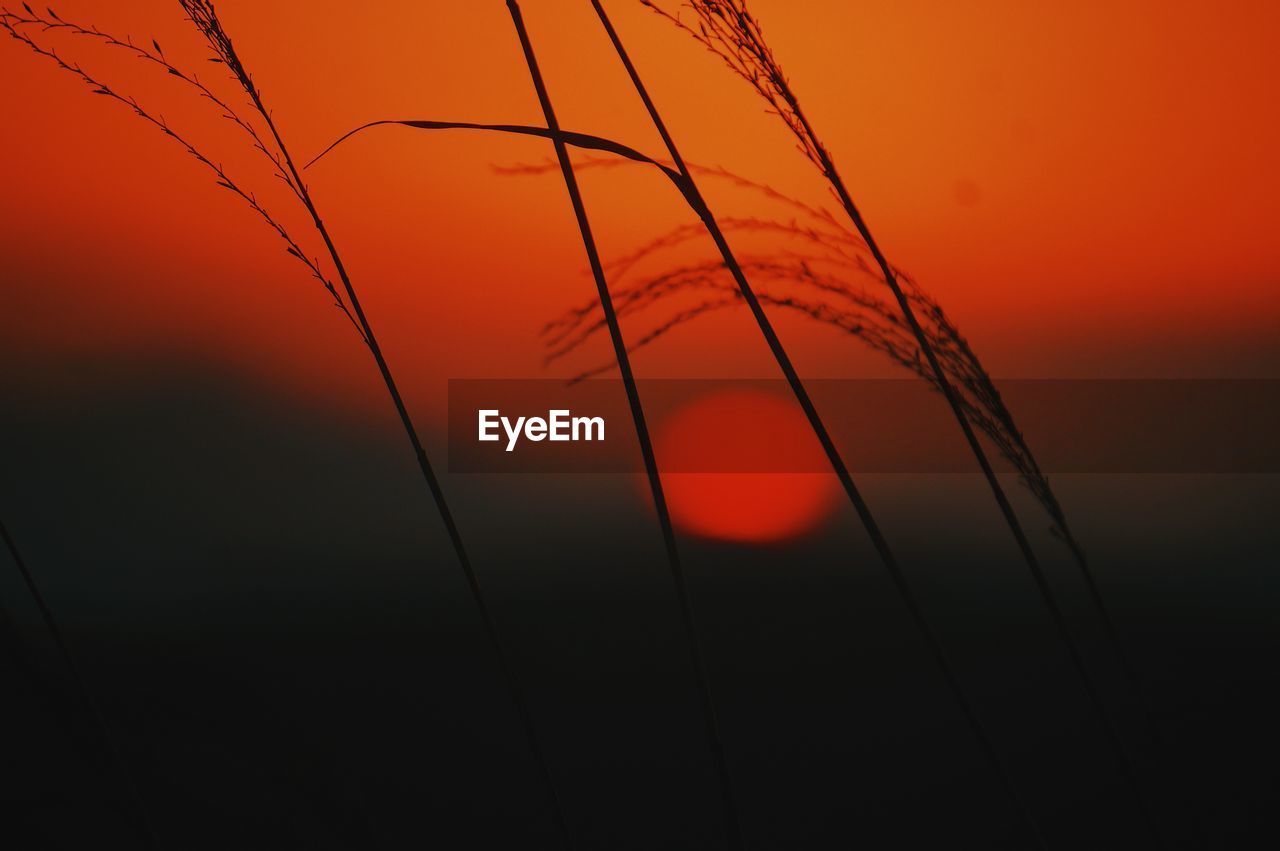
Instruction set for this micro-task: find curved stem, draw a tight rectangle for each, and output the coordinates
[588,1,1048,845]
[504,1,741,846]
[1,516,161,849]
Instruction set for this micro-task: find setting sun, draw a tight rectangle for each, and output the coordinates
[654,389,838,542]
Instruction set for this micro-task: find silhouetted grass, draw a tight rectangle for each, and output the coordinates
[503,1,734,843]
[2,2,567,840]
[526,165,1070,539]
[306,45,754,851]
[0,514,160,847]
[312,6,1062,841]
[0,1,1185,844]
[0,6,362,335]
[593,2,1049,841]
[639,0,1165,839]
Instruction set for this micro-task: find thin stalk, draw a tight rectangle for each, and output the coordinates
[525,145,1194,842]
[4,5,566,834]
[173,2,570,840]
[807,103,1161,844]
[781,21,1159,838]
[504,2,742,847]
[590,1,1046,844]
[256,80,577,851]
[642,0,1164,797]
[643,0,1190,839]
[0,516,161,848]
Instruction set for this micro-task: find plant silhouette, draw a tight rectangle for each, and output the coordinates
[639,0,1167,839]
[1,2,569,841]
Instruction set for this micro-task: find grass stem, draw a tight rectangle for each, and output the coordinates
[591,1,1049,842]
[0,516,161,848]
[505,1,741,845]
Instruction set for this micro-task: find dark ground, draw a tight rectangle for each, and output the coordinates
[2,354,1276,848]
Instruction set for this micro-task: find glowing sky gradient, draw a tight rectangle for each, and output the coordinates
[4,1,1277,408]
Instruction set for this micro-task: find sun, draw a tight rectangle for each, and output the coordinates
[653,389,839,544]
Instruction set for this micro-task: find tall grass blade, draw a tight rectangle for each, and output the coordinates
[586,1,1048,843]
[502,1,740,845]
[2,3,568,839]
[306,119,682,181]
[0,515,161,848]
[642,0,1170,840]
[178,0,572,840]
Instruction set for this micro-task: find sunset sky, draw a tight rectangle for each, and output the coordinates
[3,0,1277,417]
[4,4,1279,846]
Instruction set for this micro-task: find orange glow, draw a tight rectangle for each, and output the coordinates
[2,0,1277,413]
[654,390,838,542]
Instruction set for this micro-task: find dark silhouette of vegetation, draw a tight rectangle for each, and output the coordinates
[522,158,1080,558]
[0,1,1197,845]
[639,0,1165,840]
[505,1,736,843]
[590,1,1052,842]
[0,515,160,847]
[1,2,568,840]
[284,8,1069,847]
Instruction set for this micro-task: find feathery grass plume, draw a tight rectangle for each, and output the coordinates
[527,172,1060,528]
[636,0,1115,663]
[506,157,1106,589]
[0,514,160,847]
[640,0,1167,838]
[2,2,568,838]
[544,241,1079,527]
[588,1,1048,842]
[197,0,580,838]
[0,7,362,335]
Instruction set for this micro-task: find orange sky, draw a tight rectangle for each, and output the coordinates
[3,0,1278,421]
